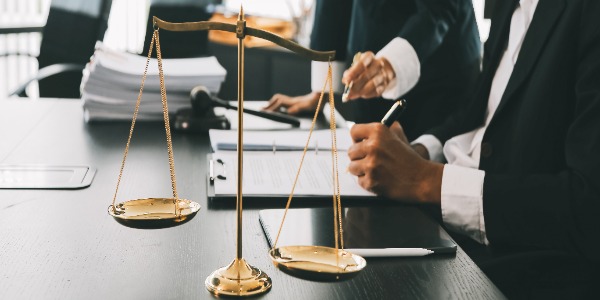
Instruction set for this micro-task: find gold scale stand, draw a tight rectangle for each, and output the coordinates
[109,6,365,297]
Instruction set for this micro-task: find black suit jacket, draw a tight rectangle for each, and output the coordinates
[310,0,481,141]
[429,0,600,295]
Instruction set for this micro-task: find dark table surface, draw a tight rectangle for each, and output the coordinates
[0,99,505,299]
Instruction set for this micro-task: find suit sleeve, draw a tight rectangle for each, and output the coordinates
[483,2,600,263]
[396,0,460,62]
[310,0,352,61]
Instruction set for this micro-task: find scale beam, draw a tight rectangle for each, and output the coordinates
[153,17,335,62]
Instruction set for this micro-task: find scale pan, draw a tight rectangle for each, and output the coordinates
[109,198,200,229]
[270,245,366,281]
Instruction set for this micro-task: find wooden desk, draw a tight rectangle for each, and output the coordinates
[0,99,505,299]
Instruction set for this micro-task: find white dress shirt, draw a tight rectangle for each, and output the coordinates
[311,37,420,99]
[412,0,539,244]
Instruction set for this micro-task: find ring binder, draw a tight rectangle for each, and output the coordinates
[209,158,227,182]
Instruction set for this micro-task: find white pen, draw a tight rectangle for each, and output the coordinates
[342,52,362,102]
[345,248,434,257]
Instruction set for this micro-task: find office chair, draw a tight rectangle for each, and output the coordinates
[141,0,219,59]
[8,0,112,98]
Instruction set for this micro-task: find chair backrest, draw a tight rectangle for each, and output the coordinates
[37,0,112,98]
[141,0,217,59]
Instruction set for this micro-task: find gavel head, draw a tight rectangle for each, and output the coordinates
[190,85,215,116]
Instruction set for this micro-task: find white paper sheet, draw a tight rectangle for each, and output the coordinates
[210,151,374,197]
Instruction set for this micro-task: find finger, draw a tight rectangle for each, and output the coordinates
[359,52,375,68]
[342,51,374,84]
[347,160,365,177]
[287,96,316,114]
[358,79,382,99]
[349,60,381,98]
[279,97,296,106]
[348,71,376,100]
[357,175,377,194]
[389,122,409,143]
[364,73,388,99]
[389,122,403,136]
[349,72,369,97]
[363,58,382,81]
[350,123,381,142]
[342,61,367,85]
[287,103,305,115]
[265,94,280,105]
[347,141,367,160]
[263,96,282,111]
[360,61,387,98]
[298,100,316,113]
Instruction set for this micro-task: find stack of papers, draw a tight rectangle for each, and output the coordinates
[81,42,227,122]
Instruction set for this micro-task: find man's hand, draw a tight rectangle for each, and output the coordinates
[412,144,430,160]
[263,92,320,115]
[342,51,396,101]
[347,122,443,204]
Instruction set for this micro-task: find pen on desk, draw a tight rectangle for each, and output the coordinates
[381,99,407,127]
[345,248,434,257]
[342,52,362,102]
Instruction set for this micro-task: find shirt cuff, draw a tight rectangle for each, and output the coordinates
[311,61,345,94]
[411,134,444,162]
[441,164,489,245]
[376,37,420,100]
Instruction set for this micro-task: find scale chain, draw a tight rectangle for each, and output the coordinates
[110,31,156,211]
[155,29,180,204]
[271,62,345,253]
[110,29,180,215]
[329,65,344,251]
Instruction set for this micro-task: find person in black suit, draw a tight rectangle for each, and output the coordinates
[347,0,600,297]
[264,0,481,141]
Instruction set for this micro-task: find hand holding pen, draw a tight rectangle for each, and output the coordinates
[346,99,443,201]
[342,51,396,102]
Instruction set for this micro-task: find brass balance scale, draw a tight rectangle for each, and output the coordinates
[107,6,366,297]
